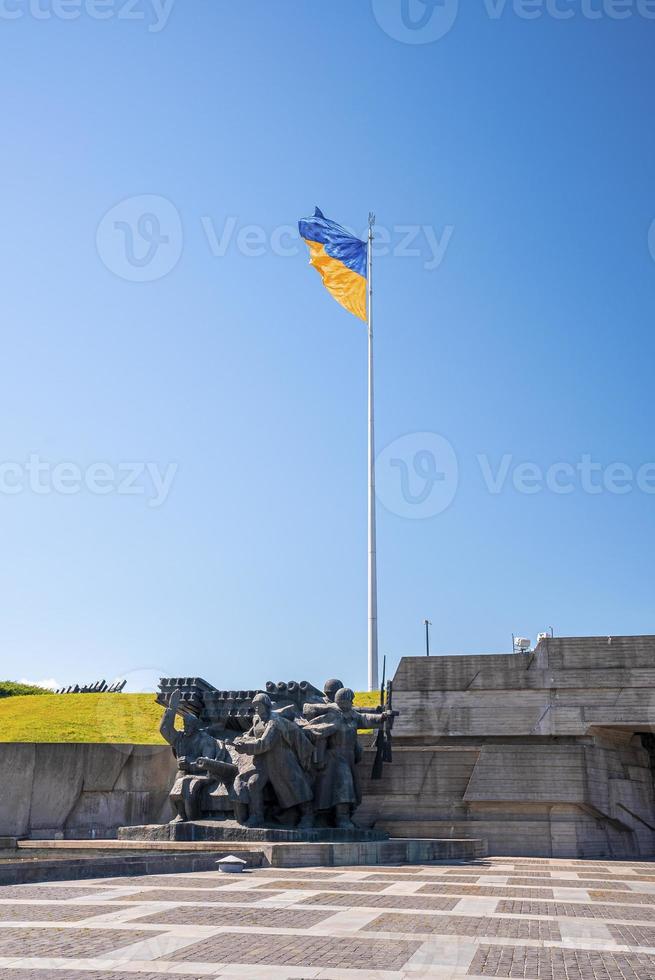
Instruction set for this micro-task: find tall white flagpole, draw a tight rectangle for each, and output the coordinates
[367,212,379,692]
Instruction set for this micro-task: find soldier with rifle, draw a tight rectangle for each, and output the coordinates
[306,687,396,829]
[371,656,398,780]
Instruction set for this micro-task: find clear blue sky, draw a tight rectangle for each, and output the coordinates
[2,1,654,692]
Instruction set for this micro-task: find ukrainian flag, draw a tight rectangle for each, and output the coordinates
[298,208,367,322]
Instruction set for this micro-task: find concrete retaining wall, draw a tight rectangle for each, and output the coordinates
[362,636,655,859]
[0,743,176,839]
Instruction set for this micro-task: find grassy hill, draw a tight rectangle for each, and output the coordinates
[0,681,53,698]
[0,689,380,743]
[0,694,166,743]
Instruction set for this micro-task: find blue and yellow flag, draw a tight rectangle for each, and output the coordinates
[298,208,367,322]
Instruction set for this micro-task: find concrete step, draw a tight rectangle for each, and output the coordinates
[1,835,488,882]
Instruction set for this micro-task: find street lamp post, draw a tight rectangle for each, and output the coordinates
[423,619,432,657]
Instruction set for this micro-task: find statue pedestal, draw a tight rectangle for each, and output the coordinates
[4,834,488,880]
[118,820,389,844]
[115,820,487,866]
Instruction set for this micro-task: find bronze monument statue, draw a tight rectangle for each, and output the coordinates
[151,674,398,840]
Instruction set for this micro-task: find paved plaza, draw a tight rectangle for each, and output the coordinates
[3,857,655,978]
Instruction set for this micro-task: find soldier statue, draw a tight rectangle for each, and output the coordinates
[156,676,397,834]
[232,692,315,828]
[160,689,236,822]
[306,687,394,830]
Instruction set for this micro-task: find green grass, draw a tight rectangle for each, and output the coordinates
[0,694,166,743]
[0,691,377,743]
[352,689,382,708]
[0,681,53,699]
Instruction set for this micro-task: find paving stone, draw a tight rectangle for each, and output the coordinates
[165,930,421,969]
[300,891,459,911]
[134,904,335,928]
[364,873,432,881]
[509,861,611,870]
[623,875,655,883]
[589,890,655,904]
[253,867,341,873]
[486,871,551,878]
[367,913,562,940]
[251,866,344,885]
[510,862,623,872]
[508,876,629,890]
[101,874,225,887]
[0,886,103,901]
[363,871,480,884]
[468,943,655,978]
[257,878,384,891]
[0,974,172,980]
[608,922,655,947]
[497,899,655,921]
[0,903,130,922]
[362,868,425,874]
[430,874,486,883]
[501,858,552,864]
[418,883,555,898]
[0,927,159,958]
[443,868,494,876]
[576,871,645,879]
[118,887,282,903]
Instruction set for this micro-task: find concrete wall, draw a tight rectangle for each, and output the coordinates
[357,636,655,859]
[0,743,176,839]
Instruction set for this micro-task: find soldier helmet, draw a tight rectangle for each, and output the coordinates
[252,692,272,710]
[324,678,344,700]
[335,687,354,705]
